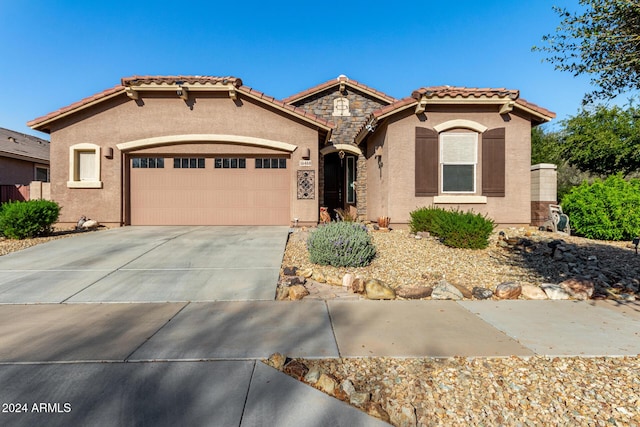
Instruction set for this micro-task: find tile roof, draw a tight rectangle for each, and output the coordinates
[28,76,334,132]
[283,75,397,105]
[121,75,243,87]
[0,127,49,162]
[411,86,520,100]
[411,86,556,119]
[28,84,125,130]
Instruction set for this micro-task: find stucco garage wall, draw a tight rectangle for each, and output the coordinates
[48,92,320,226]
[365,107,532,226]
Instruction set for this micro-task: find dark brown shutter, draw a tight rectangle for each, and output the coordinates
[482,127,506,197]
[415,127,438,196]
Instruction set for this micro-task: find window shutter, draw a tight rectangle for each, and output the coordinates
[415,127,438,196]
[482,127,505,196]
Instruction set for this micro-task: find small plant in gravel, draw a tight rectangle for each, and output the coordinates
[561,174,640,240]
[307,222,376,267]
[0,200,60,239]
[409,206,495,249]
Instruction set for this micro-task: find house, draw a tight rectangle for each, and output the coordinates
[27,75,554,228]
[0,127,50,186]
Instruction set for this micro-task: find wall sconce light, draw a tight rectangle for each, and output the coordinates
[302,147,311,160]
[374,146,383,168]
[104,147,114,159]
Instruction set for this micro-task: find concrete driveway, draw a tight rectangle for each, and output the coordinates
[0,226,290,303]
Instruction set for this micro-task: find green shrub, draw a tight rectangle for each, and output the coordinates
[561,174,640,240]
[409,206,447,234]
[0,200,60,239]
[433,208,496,249]
[409,206,495,249]
[307,222,376,267]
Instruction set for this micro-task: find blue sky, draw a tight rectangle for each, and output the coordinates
[0,0,613,137]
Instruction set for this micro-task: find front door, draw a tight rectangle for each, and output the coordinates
[323,152,357,219]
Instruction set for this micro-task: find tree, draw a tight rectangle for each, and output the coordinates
[531,126,562,165]
[560,105,640,176]
[534,0,640,103]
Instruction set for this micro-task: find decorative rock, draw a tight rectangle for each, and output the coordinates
[560,277,595,300]
[326,275,342,286]
[350,391,370,407]
[541,283,571,300]
[494,282,522,299]
[342,273,355,289]
[266,353,286,370]
[81,219,99,229]
[431,280,464,300]
[275,286,289,301]
[417,231,430,238]
[304,366,321,384]
[282,266,297,276]
[312,271,326,283]
[317,373,339,395]
[286,276,304,285]
[472,287,493,300]
[451,283,473,299]
[520,284,548,300]
[284,360,309,380]
[388,400,418,427]
[298,268,313,278]
[351,277,365,294]
[365,279,396,300]
[395,285,433,299]
[288,285,309,300]
[364,402,391,423]
[339,379,356,397]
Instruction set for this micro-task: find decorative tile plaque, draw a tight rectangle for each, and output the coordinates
[297,170,315,199]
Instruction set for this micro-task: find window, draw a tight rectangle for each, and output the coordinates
[173,157,205,169]
[35,166,49,182]
[68,143,102,188]
[255,158,286,169]
[440,133,477,193]
[132,157,164,168]
[214,158,246,169]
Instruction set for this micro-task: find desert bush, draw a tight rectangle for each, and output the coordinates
[409,206,447,234]
[409,206,495,249]
[0,200,60,239]
[561,174,640,240]
[307,222,376,267]
[433,209,496,249]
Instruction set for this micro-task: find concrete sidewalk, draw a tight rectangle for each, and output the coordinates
[0,299,639,426]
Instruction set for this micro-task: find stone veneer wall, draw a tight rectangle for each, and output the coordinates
[292,87,388,218]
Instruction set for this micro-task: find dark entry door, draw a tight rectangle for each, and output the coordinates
[323,152,357,218]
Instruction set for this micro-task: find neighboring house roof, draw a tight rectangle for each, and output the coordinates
[0,127,49,163]
[28,76,335,133]
[356,86,556,143]
[283,74,397,105]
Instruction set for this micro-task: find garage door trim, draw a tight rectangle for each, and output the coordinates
[117,134,298,153]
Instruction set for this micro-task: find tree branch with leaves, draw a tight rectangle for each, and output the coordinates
[534,0,640,103]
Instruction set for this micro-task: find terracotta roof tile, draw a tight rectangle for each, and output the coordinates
[29,76,335,131]
[121,75,243,87]
[516,97,556,119]
[411,86,520,100]
[283,75,397,104]
[28,84,125,129]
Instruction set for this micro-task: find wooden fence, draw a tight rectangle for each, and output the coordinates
[0,182,51,203]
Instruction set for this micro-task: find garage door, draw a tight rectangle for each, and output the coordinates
[129,156,290,225]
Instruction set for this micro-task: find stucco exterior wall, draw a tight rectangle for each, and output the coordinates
[48,92,321,226]
[364,106,533,226]
[0,157,39,185]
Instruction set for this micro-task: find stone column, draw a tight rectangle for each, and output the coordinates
[530,163,557,226]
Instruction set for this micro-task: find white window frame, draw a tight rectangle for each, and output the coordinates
[67,143,102,188]
[440,132,477,194]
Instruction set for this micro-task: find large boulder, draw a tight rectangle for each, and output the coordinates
[431,280,463,300]
[365,279,396,300]
[560,277,595,300]
[494,282,522,299]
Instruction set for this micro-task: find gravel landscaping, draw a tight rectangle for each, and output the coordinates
[277,226,640,426]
